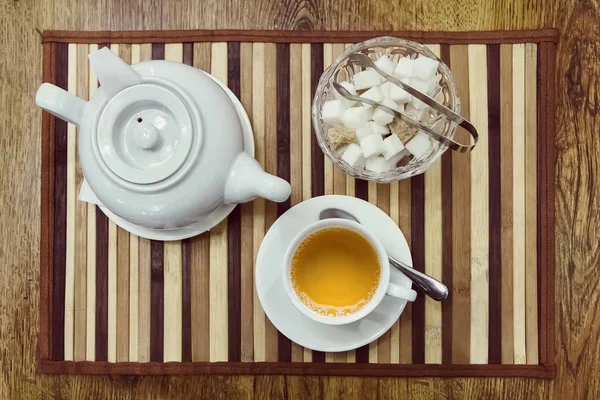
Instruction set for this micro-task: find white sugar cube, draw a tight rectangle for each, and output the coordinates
[375,55,396,76]
[412,55,439,80]
[339,80,357,96]
[381,97,402,112]
[366,156,394,173]
[372,107,395,126]
[342,107,369,129]
[364,106,374,121]
[359,86,383,109]
[387,152,404,167]
[394,57,415,79]
[341,143,365,168]
[411,78,437,96]
[321,99,346,125]
[356,123,374,141]
[405,104,429,122]
[353,68,382,90]
[405,131,432,159]
[370,121,389,135]
[335,81,358,107]
[382,134,405,160]
[389,78,412,103]
[379,81,392,100]
[360,134,385,158]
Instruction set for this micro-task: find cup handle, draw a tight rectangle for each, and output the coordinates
[386,282,417,302]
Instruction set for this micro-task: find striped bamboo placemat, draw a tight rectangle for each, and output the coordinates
[38,30,557,377]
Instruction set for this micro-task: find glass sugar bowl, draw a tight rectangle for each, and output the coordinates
[312,36,461,183]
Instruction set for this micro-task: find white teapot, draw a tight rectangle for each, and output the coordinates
[36,47,291,238]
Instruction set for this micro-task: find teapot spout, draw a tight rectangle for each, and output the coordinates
[224,152,291,204]
[88,47,143,97]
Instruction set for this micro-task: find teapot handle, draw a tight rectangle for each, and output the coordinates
[36,83,86,126]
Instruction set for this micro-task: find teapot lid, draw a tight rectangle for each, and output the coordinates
[96,81,197,184]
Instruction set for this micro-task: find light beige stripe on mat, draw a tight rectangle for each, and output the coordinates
[389,181,400,364]
[323,43,335,364]
[135,44,153,364]
[512,43,527,365]
[499,43,514,365]
[239,42,255,362]
[301,42,312,363]
[449,44,471,364]
[209,42,229,362]
[252,42,267,362]
[377,184,392,365]
[289,43,305,363]
[64,43,77,361]
[191,42,212,362]
[332,43,347,199]
[128,44,141,362]
[264,42,280,362]
[105,44,120,363]
[468,44,489,365]
[85,45,98,361]
[162,43,184,363]
[524,42,539,365]
[424,44,443,365]
[425,151,443,364]
[115,44,132,363]
[73,43,89,362]
[323,43,334,199]
[85,43,99,361]
[398,178,412,364]
[368,181,378,363]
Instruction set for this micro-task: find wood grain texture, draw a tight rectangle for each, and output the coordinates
[0,0,595,398]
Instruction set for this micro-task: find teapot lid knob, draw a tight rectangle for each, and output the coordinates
[133,120,160,150]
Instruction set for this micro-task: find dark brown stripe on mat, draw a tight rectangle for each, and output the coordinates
[94,42,110,364]
[41,29,560,45]
[354,179,370,364]
[39,42,55,361]
[538,43,549,365]
[152,43,165,60]
[183,42,193,66]
[94,209,109,362]
[150,240,164,362]
[545,41,557,366]
[181,240,192,362]
[310,42,325,364]
[180,43,194,363]
[487,44,502,364]
[51,42,68,361]
[411,174,425,364]
[227,41,242,363]
[276,42,292,363]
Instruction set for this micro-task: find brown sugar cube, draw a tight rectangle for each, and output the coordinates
[327,125,356,150]
[389,119,418,143]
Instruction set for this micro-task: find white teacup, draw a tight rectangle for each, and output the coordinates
[282,218,417,325]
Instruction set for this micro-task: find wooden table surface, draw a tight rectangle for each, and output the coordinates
[1,0,599,398]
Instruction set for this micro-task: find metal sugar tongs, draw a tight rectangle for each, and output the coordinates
[333,52,479,153]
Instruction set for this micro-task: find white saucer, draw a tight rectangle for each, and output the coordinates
[256,195,413,352]
[96,71,255,241]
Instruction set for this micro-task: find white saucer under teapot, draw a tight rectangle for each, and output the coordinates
[36,47,291,240]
